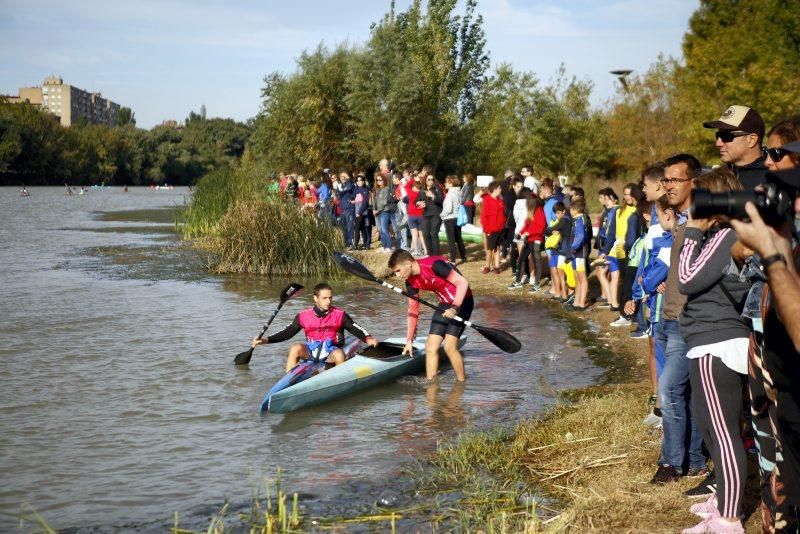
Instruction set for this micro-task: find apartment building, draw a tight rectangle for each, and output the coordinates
[11,76,123,127]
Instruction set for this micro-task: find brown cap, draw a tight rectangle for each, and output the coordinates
[703,105,765,139]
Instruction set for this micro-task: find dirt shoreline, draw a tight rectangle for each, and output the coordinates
[348,243,762,533]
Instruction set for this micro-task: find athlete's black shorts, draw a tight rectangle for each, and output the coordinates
[429,295,474,338]
[485,231,503,250]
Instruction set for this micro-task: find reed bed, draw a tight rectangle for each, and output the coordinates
[207,198,344,276]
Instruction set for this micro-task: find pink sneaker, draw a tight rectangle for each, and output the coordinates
[690,494,719,519]
[681,516,743,534]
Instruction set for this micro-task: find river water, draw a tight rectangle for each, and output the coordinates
[0,186,601,531]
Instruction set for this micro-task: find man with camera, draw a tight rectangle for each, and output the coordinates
[703,105,768,190]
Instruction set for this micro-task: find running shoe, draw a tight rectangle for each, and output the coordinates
[610,316,632,327]
[648,394,657,407]
[629,330,648,339]
[610,305,620,312]
[528,284,540,293]
[681,516,743,534]
[685,473,716,500]
[520,275,529,285]
[642,412,662,428]
[564,293,575,305]
[690,494,719,518]
[649,464,682,484]
[507,282,524,290]
[686,466,710,478]
[596,302,611,309]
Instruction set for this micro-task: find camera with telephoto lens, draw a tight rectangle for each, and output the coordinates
[690,169,800,227]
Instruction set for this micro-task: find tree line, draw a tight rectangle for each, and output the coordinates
[0,102,251,186]
[2,0,798,186]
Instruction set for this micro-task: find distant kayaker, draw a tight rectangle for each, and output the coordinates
[251,282,378,372]
[388,249,473,381]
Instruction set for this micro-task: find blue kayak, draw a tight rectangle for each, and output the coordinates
[261,336,466,413]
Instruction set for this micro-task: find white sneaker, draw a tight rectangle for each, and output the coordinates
[610,316,632,327]
[642,412,662,428]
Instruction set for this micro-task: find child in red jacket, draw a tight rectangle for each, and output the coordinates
[480,181,506,274]
[508,196,547,289]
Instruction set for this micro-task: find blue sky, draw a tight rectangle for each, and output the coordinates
[0,0,698,128]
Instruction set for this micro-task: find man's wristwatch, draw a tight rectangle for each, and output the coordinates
[761,253,787,273]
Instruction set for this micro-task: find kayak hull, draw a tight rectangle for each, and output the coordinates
[263,336,465,413]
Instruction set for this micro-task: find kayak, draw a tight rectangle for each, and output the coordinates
[438,223,483,244]
[262,336,466,413]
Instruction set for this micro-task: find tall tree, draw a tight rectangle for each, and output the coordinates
[676,0,800,160]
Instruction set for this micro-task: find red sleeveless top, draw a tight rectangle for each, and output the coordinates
[406,256,471,305]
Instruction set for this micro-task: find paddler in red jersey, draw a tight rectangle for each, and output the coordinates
[252,282,378,372]
[388,249,473,381]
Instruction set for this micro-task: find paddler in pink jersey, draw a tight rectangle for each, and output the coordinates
[388,249,473,381]
[252,282,378,372]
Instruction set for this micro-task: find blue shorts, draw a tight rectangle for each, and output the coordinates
[548,251,559,268]
[607,257,620,272]
[407,215,422,230]
[305,339,337,362]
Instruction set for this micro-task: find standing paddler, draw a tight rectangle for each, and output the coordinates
[388,250,473,381]
[251,282,378,372]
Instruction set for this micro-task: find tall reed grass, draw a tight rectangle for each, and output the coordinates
[183,160,343,276]
[208,198,344,276]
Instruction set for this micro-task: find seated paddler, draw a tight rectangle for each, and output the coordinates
[251,282,378,372]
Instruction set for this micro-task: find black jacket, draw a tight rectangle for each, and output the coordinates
[730,154,768,191]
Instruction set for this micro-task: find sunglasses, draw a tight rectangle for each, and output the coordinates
[765,147,794,162]
[715,130,750,143]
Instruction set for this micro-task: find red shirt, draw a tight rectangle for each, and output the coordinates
[404,182,424,217]
[520,207,546,243]
[480,194,506,234]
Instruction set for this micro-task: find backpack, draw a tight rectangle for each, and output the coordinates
[456,205,469,227]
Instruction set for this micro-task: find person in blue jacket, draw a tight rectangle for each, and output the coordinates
[336,171,356,248]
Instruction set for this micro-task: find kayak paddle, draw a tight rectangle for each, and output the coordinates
[234,282,305,365]
[332,252,521,353]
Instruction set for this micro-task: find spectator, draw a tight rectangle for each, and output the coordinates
[480,181,506,274]
[703,104,767,190]
[420,174,444,257]
[678,168,751,534]
[508,195,546,291]
[391,172,409,251]
[403,173,426,257]
[336,171,356,249]
[373,173,395,253]
[604,183,641,323]
[650,153,707,485]
[460,173,476,224]
[565,198,590,311]
[352,175,372,250]
[594,188,619,308]
[440,175,467,264]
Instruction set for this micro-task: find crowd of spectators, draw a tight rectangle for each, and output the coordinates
[269,106,800,533]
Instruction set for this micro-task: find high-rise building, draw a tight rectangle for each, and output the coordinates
[11,76,123,127]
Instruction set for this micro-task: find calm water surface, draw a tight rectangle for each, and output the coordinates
[0,187,601,531]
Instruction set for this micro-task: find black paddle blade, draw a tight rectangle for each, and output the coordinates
[471,323,522,354]
[332,252,379,283]
[281,282,304,302]
[234,347,255,365]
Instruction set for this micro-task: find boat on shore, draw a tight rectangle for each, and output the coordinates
[262,336,466,413]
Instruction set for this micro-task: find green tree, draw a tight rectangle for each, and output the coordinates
[676,0,800,161]
[117,107,136,127]
[604,57,684,173]
[347,0,489,170]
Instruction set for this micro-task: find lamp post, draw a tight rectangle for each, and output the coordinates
[610,69,633,94]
